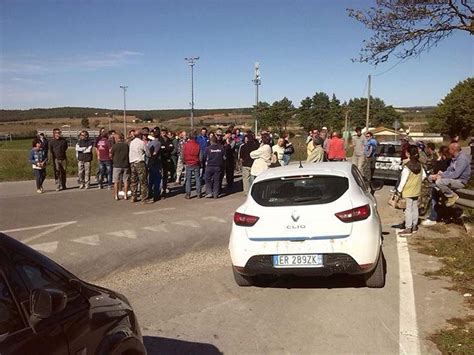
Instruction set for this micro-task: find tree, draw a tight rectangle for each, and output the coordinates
[429,77,474,138]
[298,92,343,131]
[344,97,401,129]
[257,98,295,134]
[348,0,474,64]
[81,118,90,128]
[328,94,343,131]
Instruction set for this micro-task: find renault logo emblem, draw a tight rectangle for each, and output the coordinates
[291,211,300,222]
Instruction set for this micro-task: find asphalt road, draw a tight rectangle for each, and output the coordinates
[0,176,464,354]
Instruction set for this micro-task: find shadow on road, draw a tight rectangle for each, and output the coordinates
[144,335,222,355]
[259,274,367,289]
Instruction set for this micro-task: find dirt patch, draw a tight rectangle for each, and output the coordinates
[411,225,474,354]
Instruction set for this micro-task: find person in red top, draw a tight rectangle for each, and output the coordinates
[95,132,112,189]
[327,131,346,161]
[182,131,203,199]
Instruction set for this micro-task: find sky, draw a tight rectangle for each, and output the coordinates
[0,0,472,110]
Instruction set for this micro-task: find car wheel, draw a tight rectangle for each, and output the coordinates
[232,267,254,287]
[364,249,385,288]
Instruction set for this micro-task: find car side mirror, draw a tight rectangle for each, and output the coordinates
[30,288,67,319]
[370,180,384,194]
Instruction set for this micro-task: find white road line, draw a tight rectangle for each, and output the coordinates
[202,216,227,223]
[107,230,138,239]
[173,220,200,228]
[30,241,59,254]
[397,231,421,355]
[2,221,77,234]
[73,234,100,246]
[133,207,176,215]
[142,225,169,233]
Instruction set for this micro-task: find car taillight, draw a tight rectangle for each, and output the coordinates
[234,212,259,227]
[335,205,370,223]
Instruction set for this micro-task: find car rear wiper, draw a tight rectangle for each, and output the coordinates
[292,196,322,203]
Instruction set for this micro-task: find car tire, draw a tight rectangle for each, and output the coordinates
[232,267,254,287]
[364,249,385,288]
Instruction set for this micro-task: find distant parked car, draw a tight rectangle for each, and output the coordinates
[229,162,385,288]
[372,141,403,181]
[0,233,146,355]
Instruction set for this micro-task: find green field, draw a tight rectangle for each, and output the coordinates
[0,139,98,182]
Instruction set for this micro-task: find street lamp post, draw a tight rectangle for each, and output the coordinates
[344,109,351,146]
[252,62,261,135]
[106,112,111,131]
[185,57,199,130]
[120,85,128,135]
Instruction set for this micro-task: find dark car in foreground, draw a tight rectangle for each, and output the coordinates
[0,233,146,355]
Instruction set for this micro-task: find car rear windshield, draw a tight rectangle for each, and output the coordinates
[251,175,349,207]
[376,144,402,157]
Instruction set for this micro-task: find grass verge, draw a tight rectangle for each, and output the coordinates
[0,139,98,182]
[416,234,474,354]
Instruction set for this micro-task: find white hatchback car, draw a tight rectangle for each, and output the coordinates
[229,162,385,288]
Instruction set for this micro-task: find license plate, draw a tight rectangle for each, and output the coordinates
[273,254,323,268]
[375,162,391,169]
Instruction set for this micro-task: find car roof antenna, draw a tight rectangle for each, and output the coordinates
[298,143,303,168]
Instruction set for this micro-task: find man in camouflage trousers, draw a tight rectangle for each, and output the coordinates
[129,130,152,204]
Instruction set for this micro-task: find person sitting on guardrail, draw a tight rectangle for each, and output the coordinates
[422,146,452,227]
[429,142,471,208]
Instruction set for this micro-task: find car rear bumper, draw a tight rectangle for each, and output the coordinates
[372,169,400,181]
[234,253,376,277]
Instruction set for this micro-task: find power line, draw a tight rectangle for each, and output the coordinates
[371,58,408,77]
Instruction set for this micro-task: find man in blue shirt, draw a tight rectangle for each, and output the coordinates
[362,131,377,181]
[196,127,209,183]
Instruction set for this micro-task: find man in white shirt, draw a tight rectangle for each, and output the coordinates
[129,130,152,203]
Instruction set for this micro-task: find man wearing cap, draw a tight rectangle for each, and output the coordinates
[351,127,366,171]
[307,133,325,163]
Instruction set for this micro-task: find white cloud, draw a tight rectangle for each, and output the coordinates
[0,50,145,73]
[10,77,45,85]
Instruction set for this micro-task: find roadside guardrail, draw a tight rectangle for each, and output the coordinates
[456,189,474,209]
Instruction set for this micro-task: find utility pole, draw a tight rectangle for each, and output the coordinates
[185,57,199,130]
[365,74,371,133]
[120,85,128,135]
[344,109,351,146]
[252,62,261,135]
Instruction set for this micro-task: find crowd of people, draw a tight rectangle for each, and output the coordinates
[305,126,377,181]
[394,138,471,236]
[28,126,472,223]
[28,126,296,202]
